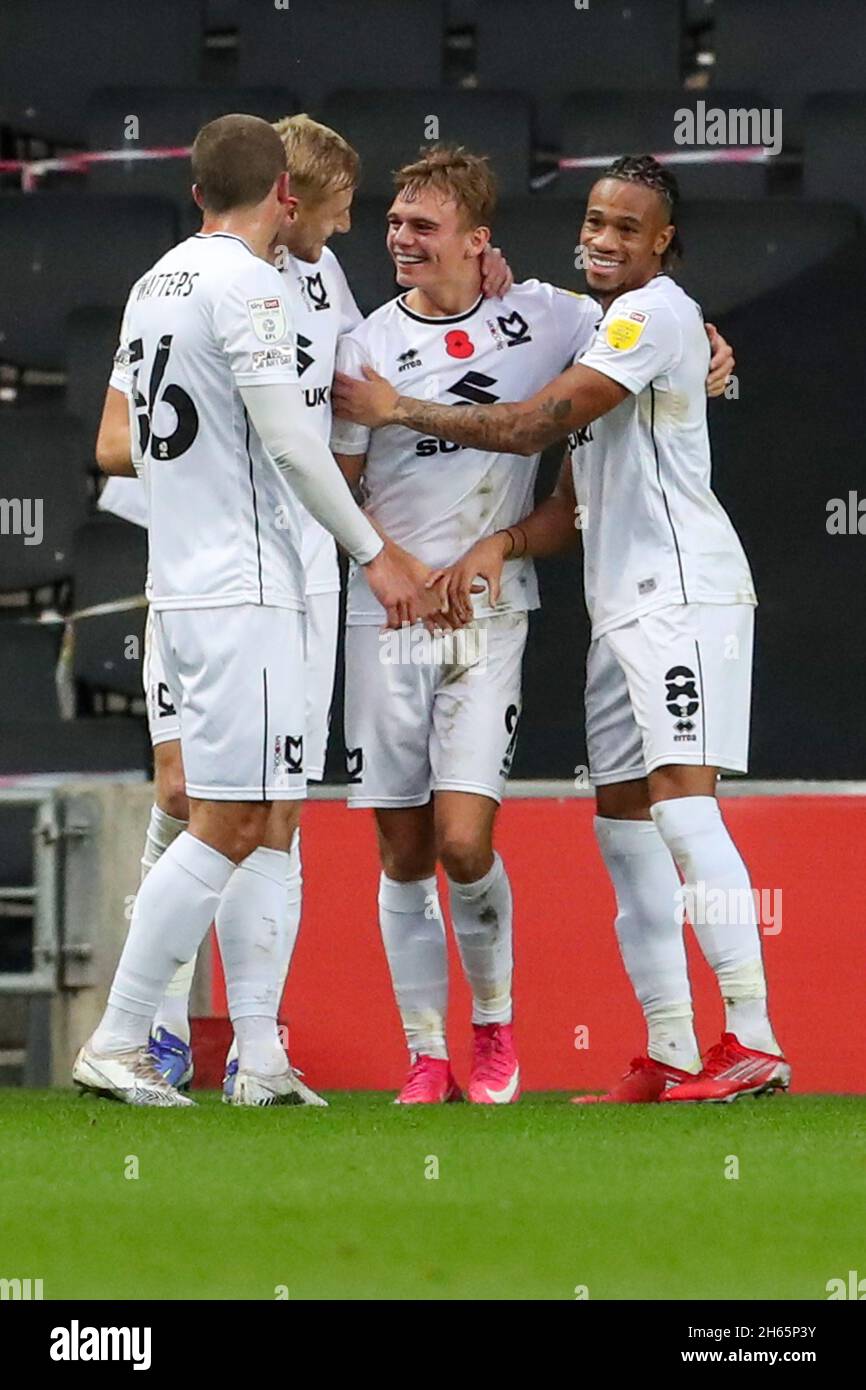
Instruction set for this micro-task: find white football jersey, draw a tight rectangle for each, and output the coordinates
[571,273,756,640]
[102,244,360,600]
[110,231,304,613]
[279,245,362,593]
[98,474,147,529]
[331,280,599,624]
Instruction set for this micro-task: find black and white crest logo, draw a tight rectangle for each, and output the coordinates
[497,310,531,346]
[448,371,499,406]
[283,735,304,775]
[500,703,520,777]
[156,682,176,718]
[345,747,364,783]
[296,332,314,376]
[305,273,330,310]
[664,666,699,732]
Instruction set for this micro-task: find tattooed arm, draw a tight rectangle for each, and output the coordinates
[332,360,629,457]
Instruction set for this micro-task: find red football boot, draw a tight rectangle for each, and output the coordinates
[468,1023,521,1104]
[394,1055,463,1104]
[572,1055,694,1104]
[660,1033,791,1104]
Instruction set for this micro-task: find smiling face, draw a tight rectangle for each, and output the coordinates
[275,182,354,263]
[386,185,490,293]
[580,177,675,304]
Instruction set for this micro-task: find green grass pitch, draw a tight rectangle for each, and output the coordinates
[1,1091,864,1300]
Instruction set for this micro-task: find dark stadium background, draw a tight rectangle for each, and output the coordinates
[1,0,864,788]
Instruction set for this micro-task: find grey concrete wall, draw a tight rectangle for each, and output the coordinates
[50,781,211,1087]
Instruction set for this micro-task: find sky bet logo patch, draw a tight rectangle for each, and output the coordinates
[605,309,648,351]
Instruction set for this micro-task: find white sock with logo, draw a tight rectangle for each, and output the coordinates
[595,816,700,1073]
[650,796,779,1055]
[379,874,448,1060]
[448,853,513,1026]
[94,833,235,1055]
[216,846,291,1076]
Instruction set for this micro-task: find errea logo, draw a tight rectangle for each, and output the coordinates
[397,347,421,372]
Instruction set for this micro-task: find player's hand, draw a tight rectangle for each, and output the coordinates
[480,244,514,299]
[705,322,734,397]
[363,543,427,627]
[332,365,399,429]
[364,543,461,630]
[391,543,464,631]
[426,533,510,626]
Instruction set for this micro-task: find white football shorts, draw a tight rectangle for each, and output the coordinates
[343,613,528,808]
[585,602,755,785]
[144,590,337,782]
[144,605,181,747]
[303,589,339,783]
[151,604,307,801]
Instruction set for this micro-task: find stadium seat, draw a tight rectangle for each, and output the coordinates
[0,0,206,144]
[714,0,866,96]
[486,199,590,291]
[0,718,150,777]
[553,92,770,200]
[0,621,63,721]
[71,514,147,702]
[673,200,861,319]
[714,0,866,141]
[475,0,681,142]
[330,198,400,315]
[0,195,177,372]
[86,87,298,233]
[237,0,445,107]
[804,95,866,221]
[321,90,533,198]
[65,307,124,471]
[0,411,89,595]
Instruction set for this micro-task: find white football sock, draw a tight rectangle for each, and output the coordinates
[93,833,234,1055]
[144,805,195,1043]
[153,958,195,1045]
[448,852,513,1026]
[224,832,303,1071]
[216,845,290,1075]
[379,873,448,1059]
[140,803,187,880]
[595,816,700,1072]
[281,827,303,1004]
[651,796,780,1055]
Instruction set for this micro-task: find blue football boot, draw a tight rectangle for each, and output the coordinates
[147,1026,194,1091]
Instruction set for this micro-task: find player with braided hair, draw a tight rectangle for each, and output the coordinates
[335,154,789,1106]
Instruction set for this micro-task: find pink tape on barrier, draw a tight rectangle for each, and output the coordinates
[0,145,192,189]
[558,146,774,170]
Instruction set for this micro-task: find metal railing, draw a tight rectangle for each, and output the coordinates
[0,788,60,994]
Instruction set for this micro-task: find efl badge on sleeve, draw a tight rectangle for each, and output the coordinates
[247,296,288,343]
